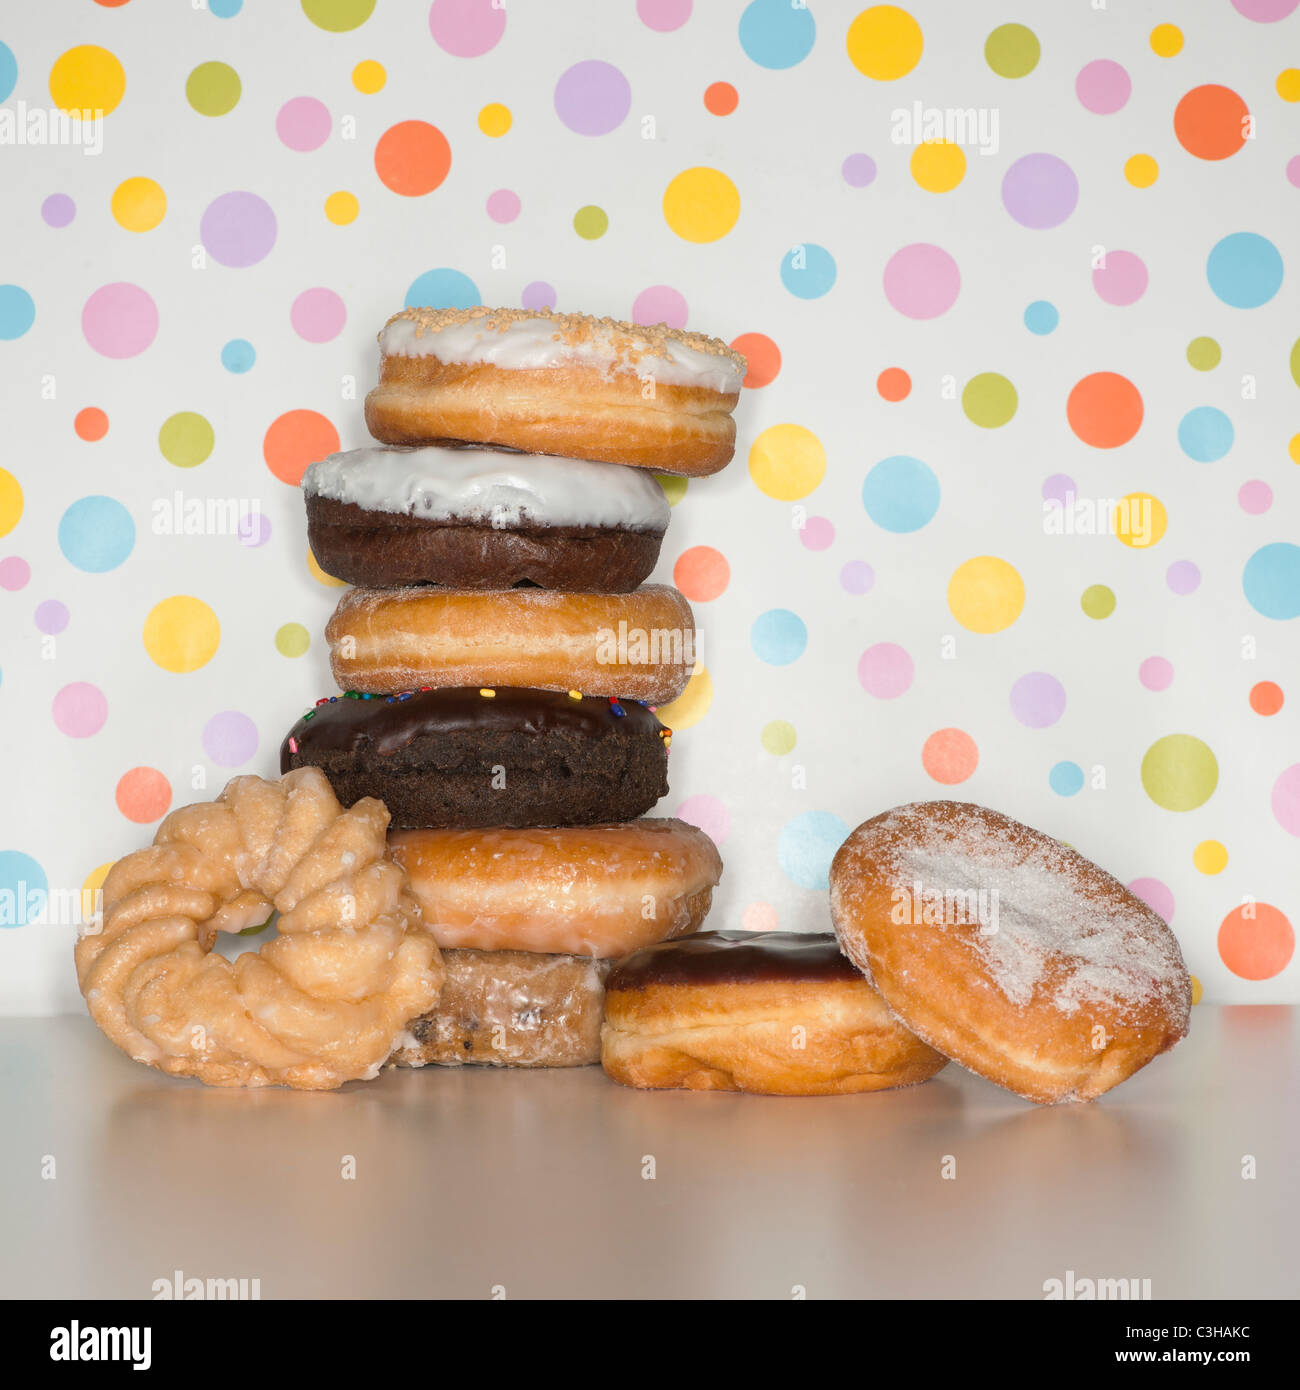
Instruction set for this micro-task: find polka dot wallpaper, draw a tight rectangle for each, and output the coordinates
[1,1,1297,1011]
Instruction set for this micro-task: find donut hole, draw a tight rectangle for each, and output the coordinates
[210,908,280,963]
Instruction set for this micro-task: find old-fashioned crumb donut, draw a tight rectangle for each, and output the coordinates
[392,949,612,1068]
[389,818,721,955]
[829,801,1192,1105]
[326,582,696,703]
[74,768,444,1090]
[363,306,746,476]
[601,930,948,1096]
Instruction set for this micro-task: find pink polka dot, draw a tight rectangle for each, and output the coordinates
[883,243,960,319]
[486,188,520,223]
[428,0,507,56]
[637,0,692,31]
[289,288,346,343]
[1092,250,1148,306]
[52,682,107,738]
[1286,156,1300,189]
[1232,0,1299,20]
[800,516,834,551]
[276,97,331,152]
[1128,877,1174,923]
[858,642,914,699]
[1271,764,1300,836]
[742,900,778,932]
[1239,480,1273,514]
[0,557,30,591]
[632,285,688,329]
[675,793,730,845]
[1138,656,1174,691]
[82,283,158,359]
[1076,59,1131,114]
[841,560,874,594]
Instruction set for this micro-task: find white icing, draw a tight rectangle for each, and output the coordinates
[302,445,670,532]
[380,315,744,393]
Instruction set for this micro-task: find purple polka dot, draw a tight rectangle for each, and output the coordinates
[842,153,876,187]
[52,682,107,738]
[1166,560,1201,595]
[81,283,159,358]
[1009,672,1066,728]
[428,0,507,57]
[202,710,259,767]
[238,509,271,548]
[486,188,520,223]
[800,516,834,551]
[1128,877,1174,923]
[1001,153,1079,229]
[632,285,688,328]
[0,557,30,591]
[1075,60,1131,114]
[675,791,729,845]
[42,194,75,228]
[1239,480,1273,514]
[34,600,68,635]
[858,642,914,699]
[290,287,346,343]
[200,192,278,269]
[521,280,556,311]
[1041,473,1076,506]
[554,60,631,136]
[1092,249,1148,306]
[841,560,874,594]
[637,0,692,31]
[883,243,961,319]
[1286,156,1300,189]
[1139,656,1173,691]
[276,97,331,152]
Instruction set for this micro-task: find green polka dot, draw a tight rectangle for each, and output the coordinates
[1187,337,1221,371]
[276,622,310,657]
[961,373,1018,428]
[1290,336,1300,388]
[761,720,797,755]
[300,0,376,32]
[158,412,214,468]
[984,23,1040,79]
[573,205,609,240]
[185,62,241,118]
[1141,734,1219,812]
[655,474,688,506]
[1081,584,1116,619]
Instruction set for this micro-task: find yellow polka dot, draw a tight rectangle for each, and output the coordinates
[1189,975,1203,1005]
[0,468,23,537]
[49,45,125,118]
[846,5,923,81]
[663,167,740,243]
[111,177,166,233]
[1114,493,1167,548]
[748,424,826,501]
[142,596,220,673]
[324,191,359,225]
[81,861,113,923]
[1193,839,1229,874]
[1149,24,1183,58]
[761,720,797,755]
[947,556,1025,634]
[910,139,965,192]
[307,548,347,587]
[352,60,386,94]
[656,474,689,506]
[656,664,713,731]
[1289,433,1300,465]
[478,102,512,137]
[1124,154,1159,188]
[1277,68,1300,103]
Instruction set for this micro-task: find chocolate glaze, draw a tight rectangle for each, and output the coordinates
[280,686,666,770]
[608,930,862,991]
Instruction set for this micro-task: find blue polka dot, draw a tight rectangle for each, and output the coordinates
[209,0,243,15]
[58,496,135,573]
[404,268,482,311]
[1242,542,1300,620]
[862,455,940,533]
[1177,406,1233,462]
[221,338,256,373]
[1206,233,1283,309]
[0,285,35,340]
[778,811,848,891]
[780,243,836,299]
[0,850,47,928]
[751,608,807,665]
[1049,761,1084,796]
[739,0,816,70]
[0,43,16,104]
[1024,300,1058,335]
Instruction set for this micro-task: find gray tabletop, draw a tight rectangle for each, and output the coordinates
[2,1008,1295,1300]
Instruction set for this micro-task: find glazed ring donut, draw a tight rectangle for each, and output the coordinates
[74,768,444,1090]
[601,930,949,1096]
[363,306,747,477]
[829,801,1193,1105]
[326,583,695,703]
[389,819,722,956]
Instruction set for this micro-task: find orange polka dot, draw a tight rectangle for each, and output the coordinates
[877,367,911,402]
[1174,84,1250,161]
[74,407,108,441]
[374,120,452,197]
[263,410,340,486]
[1218,902,1294,980]
[673,545,730,602]
[730,332,780,388]
[1249,681,1284,715]
[116,766,172,824]
[1066,372,1144,449]
[704,82,738,116]
[922,728,979,785]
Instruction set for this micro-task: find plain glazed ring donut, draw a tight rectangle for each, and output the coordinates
[74,768,444,1090]
[829,801,1193,1105]
[325,583,696,703]
[363,306,747,477]
[601,930,949,1096]
[389,819,722,956]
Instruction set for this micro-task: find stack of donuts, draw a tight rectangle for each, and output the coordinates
[280,305,744,1067]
